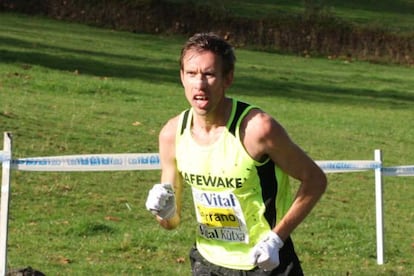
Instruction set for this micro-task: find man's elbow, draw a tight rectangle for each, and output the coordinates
[160,222,179,230]
[316,170,328,195]
[306,167,327,196]
[157,215,180,230]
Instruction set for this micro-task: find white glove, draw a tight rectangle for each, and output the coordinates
[250,231,284,271]
[145,183,176,220]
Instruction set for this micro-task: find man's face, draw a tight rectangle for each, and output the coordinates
[180,50,233,116]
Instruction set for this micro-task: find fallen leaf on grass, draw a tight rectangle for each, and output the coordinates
[105,216,121,221]
[1,111,15,118]
[176,257,185,263]
[59,185,72,192]
[58,256,72,265]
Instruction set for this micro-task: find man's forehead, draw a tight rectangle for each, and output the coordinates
[183,50,221,67]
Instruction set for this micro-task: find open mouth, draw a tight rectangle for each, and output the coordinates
[193,94,209,109]
[194,95,208,101]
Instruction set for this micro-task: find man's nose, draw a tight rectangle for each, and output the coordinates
[191,75,207,89]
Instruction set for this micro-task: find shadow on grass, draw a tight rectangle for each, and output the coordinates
[232,74,414,109]
[1,35,413,108]
[0,35,159,64]
[0,35,179,83]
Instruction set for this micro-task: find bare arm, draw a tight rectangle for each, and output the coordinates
[156,116,184,230]
[243,110,327,241]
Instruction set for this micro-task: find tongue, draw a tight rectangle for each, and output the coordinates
[195,98,208,109]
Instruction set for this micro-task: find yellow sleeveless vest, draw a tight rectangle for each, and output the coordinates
[176,98,292,270]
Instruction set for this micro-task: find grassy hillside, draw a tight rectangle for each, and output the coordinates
[192,0,414,32]
[2,0,414,65]
[1,13,414,275]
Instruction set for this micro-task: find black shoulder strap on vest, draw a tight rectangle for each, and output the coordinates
[229,101,250,135]
[179,109,190,136]
[179,100,250,136]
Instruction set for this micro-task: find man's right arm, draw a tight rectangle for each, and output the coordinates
[156,117,183,230]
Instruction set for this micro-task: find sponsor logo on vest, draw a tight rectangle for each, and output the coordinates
[200,192,236,207]
[199,225,246,242]
[183,172,244,188]
[197,205,239,227]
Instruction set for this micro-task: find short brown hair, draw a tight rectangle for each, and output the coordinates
[179,33,236,76]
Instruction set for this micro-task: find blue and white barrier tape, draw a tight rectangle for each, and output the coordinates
[316,160,381,173]
[381,166,414,177]
[9,153,161,171]
[0,152,413,176]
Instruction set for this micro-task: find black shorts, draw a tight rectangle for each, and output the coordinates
[189,237,304,276]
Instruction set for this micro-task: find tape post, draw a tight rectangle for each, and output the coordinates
[0,151,11,163]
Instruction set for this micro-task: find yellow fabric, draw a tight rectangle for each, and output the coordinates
[276,167,293,220]
[175,99,293,270]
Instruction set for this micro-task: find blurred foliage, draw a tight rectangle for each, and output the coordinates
[1,0,413,65]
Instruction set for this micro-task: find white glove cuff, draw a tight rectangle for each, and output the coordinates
[268,231,284,249]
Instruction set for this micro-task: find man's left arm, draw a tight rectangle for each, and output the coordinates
[266,118,327,240]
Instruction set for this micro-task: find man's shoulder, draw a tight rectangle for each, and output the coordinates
[161,108,192,136]
[160,114,181,142]
[242,108,283,138]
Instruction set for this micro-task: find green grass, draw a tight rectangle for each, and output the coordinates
[183,0,414,33]
[1,13,414,275]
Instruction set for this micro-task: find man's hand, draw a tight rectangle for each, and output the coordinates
[145,183,176,220]
[250,231,284,271]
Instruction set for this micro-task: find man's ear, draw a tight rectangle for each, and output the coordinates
[180,69,184,86]
[225,70,234,89]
